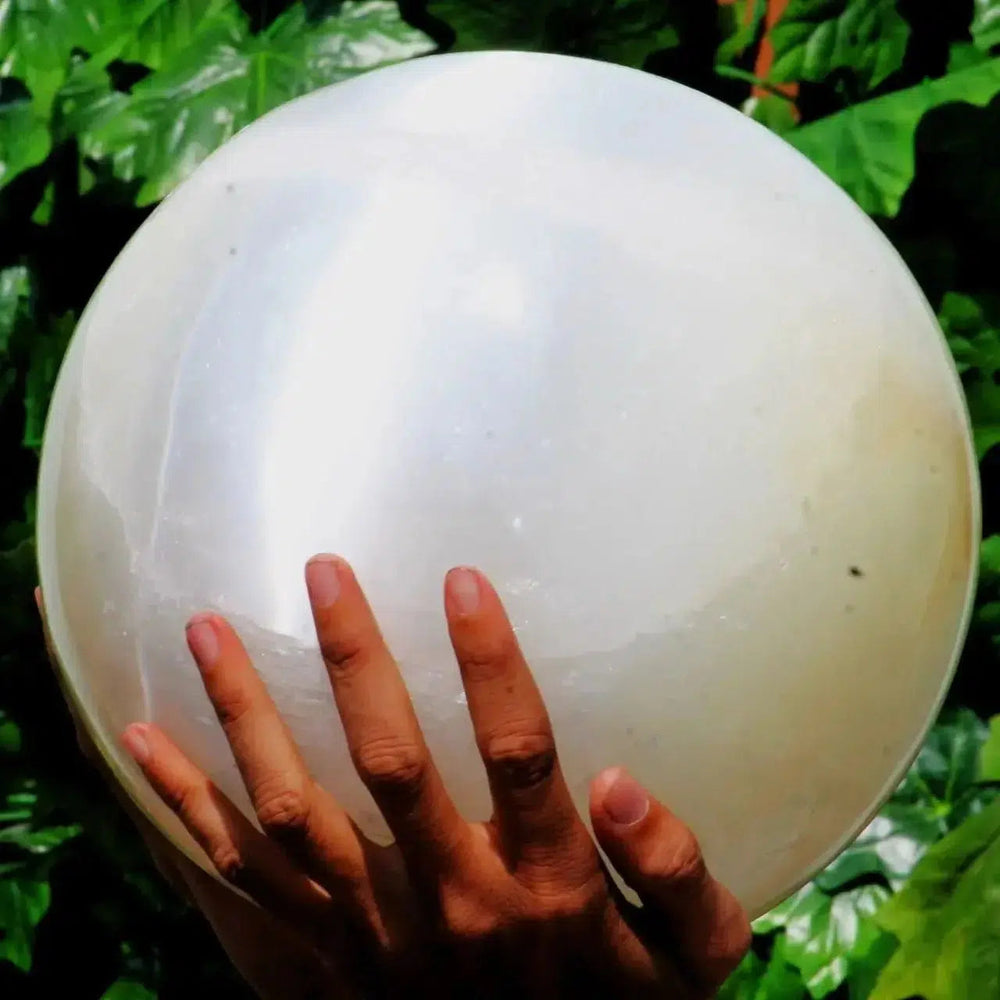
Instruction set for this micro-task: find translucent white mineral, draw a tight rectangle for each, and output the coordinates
[36,52,978,916]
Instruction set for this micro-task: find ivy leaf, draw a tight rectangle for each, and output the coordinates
[427,0,680,68]
[973,0,1000,53]
[770,0,911,91]
[787,57,1000,216]
[980,716,1000,782]
[0,877,51,971]
[870,798,1000,1000]
[62,0,433,205]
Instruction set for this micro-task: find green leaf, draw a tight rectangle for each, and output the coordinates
[770,0,911,91]
[755,882,890,998]
[0,265,31,354]
[0,265,32,407]
[870,798,1000,1000]
[0,0,136,114]
[0,710,21,753]
[0,80,51,190]
[744,91,800,134]
[0,822,81,852]
[940,292,1000,376]
[63,0,433,205]
[98,0,244,71]
[101,979,156,1000]
[938,293,1000,457]
[0,877,51,971]
[948,41,991,73]
[898,708,989,807]
[980,716,1000,782]
[815,802,942,891]
[22,310,74,450]
[719,942,810,1000]
[716,0,767,66]
[973,0,1000,53]
[427,0,680,68]
[787,57,1000,216]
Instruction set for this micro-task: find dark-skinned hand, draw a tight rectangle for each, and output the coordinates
[38,557,750,998]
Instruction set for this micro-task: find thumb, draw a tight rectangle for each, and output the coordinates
[589,767,750,991]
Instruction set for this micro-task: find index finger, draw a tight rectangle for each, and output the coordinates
[305,555,469,883]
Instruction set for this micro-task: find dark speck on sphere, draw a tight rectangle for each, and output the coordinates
[229,247,237,255]
[849,566,864,578]
[226,182,235,192]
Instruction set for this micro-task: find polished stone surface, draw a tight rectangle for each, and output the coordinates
[37,51,978,915]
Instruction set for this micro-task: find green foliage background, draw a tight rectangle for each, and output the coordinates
[2,1,1000,997]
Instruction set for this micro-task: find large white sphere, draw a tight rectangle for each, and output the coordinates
[37,51,978,916]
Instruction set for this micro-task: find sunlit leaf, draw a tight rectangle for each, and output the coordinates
[973,0,1000,53]
[0,0,134,113]
[61,0,433,205]
[870,798,1000,1000]
[787,57,1000,216]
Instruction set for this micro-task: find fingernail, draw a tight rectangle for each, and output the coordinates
[306,555,342,608]
[446,567,481,614]
[122,724,151,765]
[33,586,42,611]
[186,613,219,664]
[604,768,649,827]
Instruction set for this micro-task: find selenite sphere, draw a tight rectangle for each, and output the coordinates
[36,51,978,917]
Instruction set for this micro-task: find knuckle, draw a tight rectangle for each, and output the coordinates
[459,633,521,681]
[482,730,556,790]
[440,894,499,944]
[212,690,253,730]
[318,632,367,674]
[209,843,248,886]
[353,737,428,795]
[254,783,311,841]
[649,826,707,889]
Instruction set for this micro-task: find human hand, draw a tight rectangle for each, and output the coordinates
[35,588,340,999]
[46,559,751,998]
